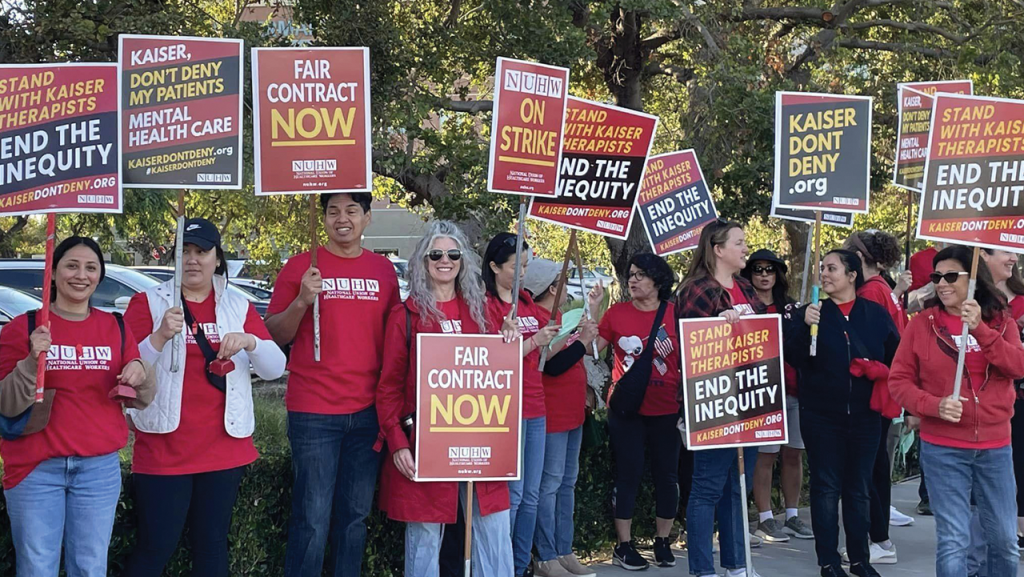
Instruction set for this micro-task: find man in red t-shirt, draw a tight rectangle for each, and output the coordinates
[266,193,401,577]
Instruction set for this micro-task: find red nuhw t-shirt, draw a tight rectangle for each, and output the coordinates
[485,293,546,419]
[858,275,907,333]
[125,292,270,475]
[0,310,141,489]
[598,301,681,417]
[536,307,587,433]
[267,248,400,414]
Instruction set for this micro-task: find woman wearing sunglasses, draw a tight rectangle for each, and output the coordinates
[786,250,901,577]
[483,232,560,577]
[377,221,513,575]
[740,249,814,544]
[889,246,1024,577]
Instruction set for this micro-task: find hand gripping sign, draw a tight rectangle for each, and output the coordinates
[415,334,523,481]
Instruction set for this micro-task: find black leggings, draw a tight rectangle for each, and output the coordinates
[609,412,681,520]
[122,466,247,577]
[1013,398,1024,516]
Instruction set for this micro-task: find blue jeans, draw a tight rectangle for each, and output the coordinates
[509,416,546,575]
[4,452,121,577]
[284,408,381,577]
[405,483,514,577]
[535,426,583,562]
[686,446,758,576]
[920,441,1019,577]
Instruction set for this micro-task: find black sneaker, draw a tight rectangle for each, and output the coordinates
[821,565,850,577]
[653,536,675,567]
[1018,534,1024,549]
[850,562,882,577]
[916,499,932,516]
[612,541,649,571]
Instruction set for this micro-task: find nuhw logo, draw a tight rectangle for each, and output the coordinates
[47,345,112,361]
[291,160,338,173]
[321,278,380,293]
[503,69,563,98]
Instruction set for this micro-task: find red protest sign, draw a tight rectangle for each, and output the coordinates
[252,47,371,195]
[486,57,569,197]
[917,94,1024,252]
[680,315,788,450]
[119,35,244,189]
[415,334,522,481]
[0,63,121,216]
[527,97,658,239]
[636,150,718,256]
[894,80,973,192]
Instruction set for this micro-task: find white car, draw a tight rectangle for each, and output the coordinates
[0,286,42,332]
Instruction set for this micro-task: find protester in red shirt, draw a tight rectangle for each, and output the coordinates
[122,218,285,577]
[376,221,514,575]
[482,232,560,577]
[844,230,911,564]
[889,246,1024,577]
[981,248,1024,542]
[0,236,153,577]
[265,193,400,577]
[523,258,599,577]
[740,249,814,544]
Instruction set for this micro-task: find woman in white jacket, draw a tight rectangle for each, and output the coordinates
[121,218,286,577]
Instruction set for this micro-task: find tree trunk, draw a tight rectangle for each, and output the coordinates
[784,220,813,302]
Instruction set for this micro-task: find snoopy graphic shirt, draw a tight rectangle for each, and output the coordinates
[599,301,681,416]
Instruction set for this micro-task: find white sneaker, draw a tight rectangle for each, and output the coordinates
[725,569,763,577]
[889,505,915,527]
[870,541,898,564]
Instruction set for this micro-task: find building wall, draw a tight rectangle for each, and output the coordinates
[363,200,430,259]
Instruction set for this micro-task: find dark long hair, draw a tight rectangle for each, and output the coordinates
[483,232,529,297]
[825,249,866,291]
[982,248,1024,297]
[680,219,742,289]
[630,253,675,301]
[740,260,793,307]
[51,236,106,303]
[926,246,1006,321]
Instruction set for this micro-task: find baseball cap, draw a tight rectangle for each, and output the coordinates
[181,218,221,251]
[524,258,561,297]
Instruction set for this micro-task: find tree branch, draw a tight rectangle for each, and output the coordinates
[671,0,721,58]
[435,98,493,114]
[729,6,831,22]
[643,62,695,83]
[846,19,966,43]
[836,37,955,58]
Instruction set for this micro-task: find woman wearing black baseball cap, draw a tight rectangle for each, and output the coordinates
[121,217,286,577]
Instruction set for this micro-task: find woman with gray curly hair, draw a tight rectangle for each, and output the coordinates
[376,220,513,576]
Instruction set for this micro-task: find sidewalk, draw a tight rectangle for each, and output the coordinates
[592,478,1024,576]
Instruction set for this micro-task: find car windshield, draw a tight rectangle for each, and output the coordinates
[0,288,40,316]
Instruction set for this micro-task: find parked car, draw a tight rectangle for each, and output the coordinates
[0,286,42,332]
[231,278,273,301]
[389,257,411,301]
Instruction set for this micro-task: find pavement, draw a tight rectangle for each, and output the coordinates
[591,478,1024,576]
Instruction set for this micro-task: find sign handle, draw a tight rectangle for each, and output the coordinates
[738,447,754,575]
[951,246,981,399]
[538,230,576,371]
[904,188,913,310]
[810,211,823,357]
[572,236,599,360]
[800,225,813,303]
[34,213,56,403]
[310,195,321,363]
[464,481,474,577]
[509,198,529,322]
[170,189,187,373]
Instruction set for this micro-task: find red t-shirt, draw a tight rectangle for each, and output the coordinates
[910,247,938,292]
[858,275,907,333]
[837,300,855,319]
[125,292,270,475]
[267,248,400,414]
[0,310,141,489]
[726,283,756,316]
[485,293,546,419]
[536,308,587,433]
[598,301,681,416]
[437,299,463,334]
[1010,295,1024,327]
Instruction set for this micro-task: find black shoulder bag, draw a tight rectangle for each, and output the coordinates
[608,300,669,418]
[181,300,227,392]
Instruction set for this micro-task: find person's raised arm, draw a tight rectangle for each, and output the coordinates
[265,264,321,347]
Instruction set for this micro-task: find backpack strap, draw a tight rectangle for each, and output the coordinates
[112,311,125,357]
[404,301,412,353]
[27,309,36,344]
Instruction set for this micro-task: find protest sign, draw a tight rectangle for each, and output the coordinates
[415,334,523,481]
[916,94,1024,252]
[487,57,569,197]
[252,47,371,195]
[768,204,853,228]
[680,315,788,450]
[773,92,872,214]
[894,80,973,192]
[0,63,121,216]
[636,150,718,256]
[527,97,658,239]
[119,35,243,189]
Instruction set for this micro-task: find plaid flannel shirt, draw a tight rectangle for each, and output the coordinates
[673,275,766,321]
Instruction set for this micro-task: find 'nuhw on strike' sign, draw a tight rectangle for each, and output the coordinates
[415,334,523,482]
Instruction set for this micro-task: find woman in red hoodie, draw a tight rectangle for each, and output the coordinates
[889,245,1024,577]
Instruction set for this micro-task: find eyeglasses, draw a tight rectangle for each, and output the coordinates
[427,249,462,262]
[929,271,969,285]
[752,265,776,275]
[628,270,647,281]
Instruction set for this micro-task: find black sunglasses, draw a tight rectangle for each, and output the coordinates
[752,265,776,275]
[929,271,969,285]
[427,249,462,262]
